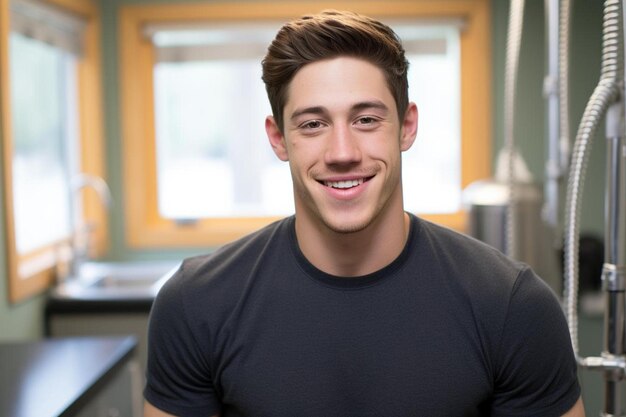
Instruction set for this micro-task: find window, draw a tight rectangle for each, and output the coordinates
[10,31,78,254]
[149,21,462,219]
[120,1,492,248]
[1,0,105,302]
[149,23,289,219]
[395,23,462,214]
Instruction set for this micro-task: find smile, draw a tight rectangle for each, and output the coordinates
[322,177,372,189]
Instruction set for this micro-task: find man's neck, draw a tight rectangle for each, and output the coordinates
[295,210,410,277]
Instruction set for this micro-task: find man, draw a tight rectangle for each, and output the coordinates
[144,10,584,417]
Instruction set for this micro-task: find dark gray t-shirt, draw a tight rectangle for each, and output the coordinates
[144,214,580,417]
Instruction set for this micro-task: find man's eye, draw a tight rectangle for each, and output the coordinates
[301,120,324,129]
[356,116,379,127]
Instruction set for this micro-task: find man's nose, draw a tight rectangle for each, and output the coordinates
[324,125,362,165]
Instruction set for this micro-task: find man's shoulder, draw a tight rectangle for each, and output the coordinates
[157,216,293,308]
[412,216,567,364]
[412,215,555,313]
[185,216,292,276]
[413,215,525,277]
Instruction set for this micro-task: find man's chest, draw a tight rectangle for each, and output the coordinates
[212,298,492,417]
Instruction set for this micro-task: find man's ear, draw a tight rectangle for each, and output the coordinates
[266,116,289,161]
[400,102,418,152]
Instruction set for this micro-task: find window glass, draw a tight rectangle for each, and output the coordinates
[399,24,461,214]
[152,22,461,219]
[9,32,78,253]
[154,58,289,218]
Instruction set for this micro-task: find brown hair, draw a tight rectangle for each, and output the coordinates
[262,10,409,132]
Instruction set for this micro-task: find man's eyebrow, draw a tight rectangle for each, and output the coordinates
[290,101,389,121]
[351,100,390,114]
[290,106,328,121]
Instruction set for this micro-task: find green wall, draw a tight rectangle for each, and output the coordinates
[100,0,607,262]
[0,0,610,364]
[100,0,211,262]
[492,0,605,237]
[0,0,613,413]
[0,0,210,342]
[493,2,605,414]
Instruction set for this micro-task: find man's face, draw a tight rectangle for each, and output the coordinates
[266,57,417,234]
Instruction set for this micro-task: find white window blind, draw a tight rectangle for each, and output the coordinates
[10,0,86,56]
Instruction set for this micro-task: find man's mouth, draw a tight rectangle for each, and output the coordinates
[322,177,372,189]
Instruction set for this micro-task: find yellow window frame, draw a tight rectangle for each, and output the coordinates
[120,0,492,249]
[0,0,106,302]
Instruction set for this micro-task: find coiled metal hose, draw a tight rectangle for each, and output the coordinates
[563,0,621,358]
[504,0,526,259]
[559,0,571,175]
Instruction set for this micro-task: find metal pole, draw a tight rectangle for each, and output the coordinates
[561,2,626,415]
[602,100,626,416]
[544,0,561,231]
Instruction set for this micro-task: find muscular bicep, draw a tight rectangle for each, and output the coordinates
[144,401,177,417]
[144,400,220,417]
[144,265,222,414]
[491,268,582,414]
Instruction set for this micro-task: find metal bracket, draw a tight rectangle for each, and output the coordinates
[579,354,626,378]
[602,264,626,291]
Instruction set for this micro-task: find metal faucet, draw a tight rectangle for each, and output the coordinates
[69,173,112,276]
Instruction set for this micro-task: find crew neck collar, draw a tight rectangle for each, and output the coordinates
[287,213,418,289]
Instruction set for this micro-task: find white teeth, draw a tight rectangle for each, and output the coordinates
[324,179,364,189]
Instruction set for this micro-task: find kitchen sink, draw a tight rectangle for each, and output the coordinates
[46,260,181,377]
[50,260,180,300]
[90,275,165,289]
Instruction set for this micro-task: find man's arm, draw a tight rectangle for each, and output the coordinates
[144,400,220,417]
[562,397,585,417]
[144,400,176,417]
[144,401,178,417]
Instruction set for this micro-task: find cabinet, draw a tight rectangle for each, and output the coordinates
[72,360,141,417]
[47,310,151,376]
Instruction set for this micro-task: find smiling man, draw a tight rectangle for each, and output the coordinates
[266,56,417,277]
[144,10,584,417]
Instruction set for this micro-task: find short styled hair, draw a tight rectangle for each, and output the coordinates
[262,10,410,132]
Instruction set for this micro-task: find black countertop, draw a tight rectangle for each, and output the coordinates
[0,336,136,417]
[46,294,156,314]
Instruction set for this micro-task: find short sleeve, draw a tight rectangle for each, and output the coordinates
[490,267,581,416]
[144,266,222,417]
